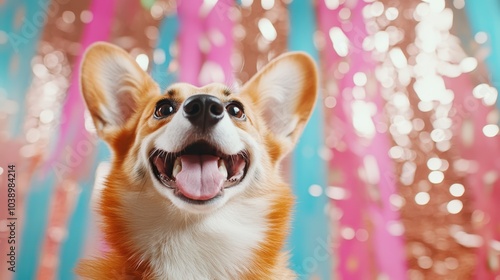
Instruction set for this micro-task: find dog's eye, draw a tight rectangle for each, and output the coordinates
[154,101,176,119]
[226,103,245,120]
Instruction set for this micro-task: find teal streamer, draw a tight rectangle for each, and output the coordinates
[0,0,50,136]
[152,15,179,89]
[6,1,52,277]
[16,174,56,280]
[465,1,500,110]
[56,12,180,279]
[57,143,110,279]
[287,0,331,279]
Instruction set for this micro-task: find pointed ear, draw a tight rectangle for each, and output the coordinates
[241,52,318,156]
[80,42,159,138]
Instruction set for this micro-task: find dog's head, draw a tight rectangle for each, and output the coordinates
[81,42,317,214]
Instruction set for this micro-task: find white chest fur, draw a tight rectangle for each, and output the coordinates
[122,193,268,280]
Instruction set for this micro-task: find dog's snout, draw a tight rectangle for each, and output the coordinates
[183,94,224,129]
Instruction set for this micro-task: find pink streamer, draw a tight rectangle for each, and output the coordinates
[318,1,407,278]
[37,0,116,276]
[205,0,234,85]
[47,0,116,178]
[177,0,204,85]
[177,0,234,86]
[446,75,500,279]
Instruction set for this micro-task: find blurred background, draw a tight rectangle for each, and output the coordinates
[0,0,500,279]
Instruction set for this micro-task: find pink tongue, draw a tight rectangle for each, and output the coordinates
[175,155,225,200]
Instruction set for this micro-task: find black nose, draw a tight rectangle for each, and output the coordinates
[183,94,224,129]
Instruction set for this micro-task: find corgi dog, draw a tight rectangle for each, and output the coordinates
[76,42,318,279]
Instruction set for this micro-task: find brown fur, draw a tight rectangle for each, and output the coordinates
[77,42,317,279]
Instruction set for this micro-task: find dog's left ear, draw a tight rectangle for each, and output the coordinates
[241,52,318,157]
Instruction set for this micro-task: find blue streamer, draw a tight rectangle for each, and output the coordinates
[287,1,331,279]
[16,173,56,280]
[465,1,500,110]
[56,13,180,279]
[0,0,50,136]
[152,14,179,88]
[57,143,110,280]
[4,1,52,279]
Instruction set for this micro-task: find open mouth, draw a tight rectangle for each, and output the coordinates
[150,141,249,204]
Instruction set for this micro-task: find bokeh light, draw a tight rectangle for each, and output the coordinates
[1,0,499,279]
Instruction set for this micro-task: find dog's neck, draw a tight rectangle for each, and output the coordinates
[119,192,269,279]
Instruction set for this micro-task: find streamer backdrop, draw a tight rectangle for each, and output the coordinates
[0,0,499,279]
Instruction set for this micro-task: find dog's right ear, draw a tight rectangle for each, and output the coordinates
[240,52,318,161]
[80,42,159,138]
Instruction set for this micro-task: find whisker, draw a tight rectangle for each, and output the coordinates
[148,148,161,162]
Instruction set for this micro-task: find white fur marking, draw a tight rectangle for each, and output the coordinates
[122,191,268,279]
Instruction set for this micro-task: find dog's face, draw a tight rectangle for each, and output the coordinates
[81,43,317,214]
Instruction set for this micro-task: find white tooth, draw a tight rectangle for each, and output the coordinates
[172,157,182,177]
[218,159,228,178]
